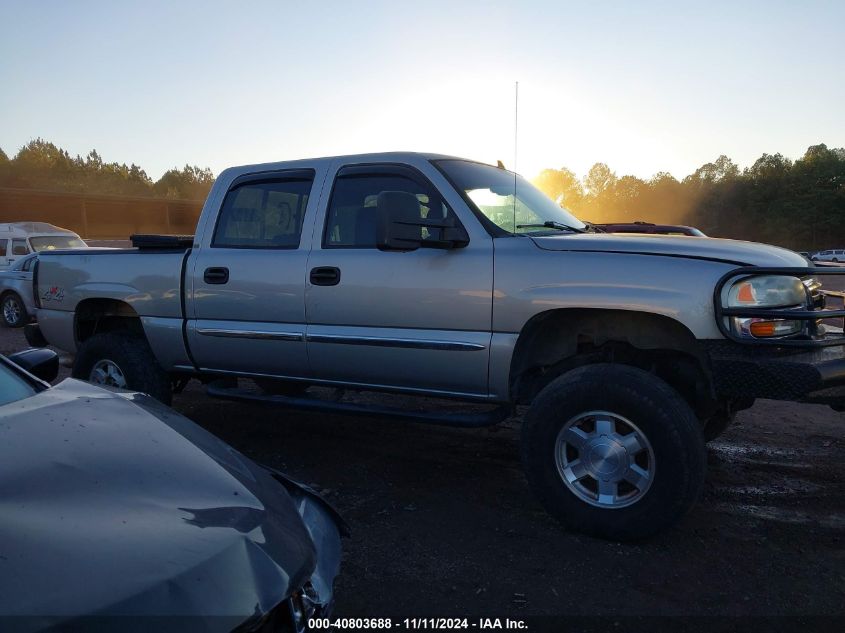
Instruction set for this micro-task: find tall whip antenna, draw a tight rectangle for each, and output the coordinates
[513,80,519,232]
[514,80,519,171]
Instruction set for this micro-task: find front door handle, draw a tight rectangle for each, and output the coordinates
[204,267,229,284]
[310,266,340,286]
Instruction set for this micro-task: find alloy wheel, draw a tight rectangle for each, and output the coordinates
[555,410,655,508]
[89,359,128,389]
[3,297,21,325]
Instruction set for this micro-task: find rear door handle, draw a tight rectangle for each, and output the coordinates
[203,267,229,284]
[310,266,340,286]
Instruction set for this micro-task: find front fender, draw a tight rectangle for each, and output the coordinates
[493,240,736,339]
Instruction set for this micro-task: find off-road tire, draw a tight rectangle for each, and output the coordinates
[1,292,28,328]
[73,332,173,405]
[521,363,706,541]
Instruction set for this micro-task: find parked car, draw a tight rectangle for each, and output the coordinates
[596,221,707,236]
[0,347,343,630]
[811,249,845,263]
[0,222,87,269]
[30,152,845,540]
[0,252,38,327]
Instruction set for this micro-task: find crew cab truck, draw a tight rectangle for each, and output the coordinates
[30,152,845,541]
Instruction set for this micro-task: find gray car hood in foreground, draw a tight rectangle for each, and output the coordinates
[531,233,809,268]
[0,379,334,628]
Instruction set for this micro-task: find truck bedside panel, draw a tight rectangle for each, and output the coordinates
[36,308,77,353]
[36,250,186,319]
[141,317,192,371]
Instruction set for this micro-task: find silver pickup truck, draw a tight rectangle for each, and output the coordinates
[30,152,845,540]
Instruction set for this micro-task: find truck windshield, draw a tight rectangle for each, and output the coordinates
[435,159,586,235]
[29,235,86,251]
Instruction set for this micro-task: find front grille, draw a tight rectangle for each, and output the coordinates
[804,277,823,307]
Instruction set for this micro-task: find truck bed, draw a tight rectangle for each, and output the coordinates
[130,234,194,249]
[35,247,190,354]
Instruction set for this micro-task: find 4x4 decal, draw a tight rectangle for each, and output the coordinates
[41,286,65,303]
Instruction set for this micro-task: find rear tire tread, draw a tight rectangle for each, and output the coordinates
[72,332,173,405]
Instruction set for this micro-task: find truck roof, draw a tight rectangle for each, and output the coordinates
[218,152,483,179]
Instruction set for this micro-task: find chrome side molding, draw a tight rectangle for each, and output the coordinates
[194,327,486,351]
[196,328,304,342]
[306,333,485,351]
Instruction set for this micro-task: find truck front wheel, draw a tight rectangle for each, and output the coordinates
[73,332,173,405]
[521,363,706,541]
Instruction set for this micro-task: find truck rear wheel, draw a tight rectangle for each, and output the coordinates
[521,363,706,541]
[73,332,173,405]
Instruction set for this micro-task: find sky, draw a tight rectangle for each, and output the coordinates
[1,0,843,182]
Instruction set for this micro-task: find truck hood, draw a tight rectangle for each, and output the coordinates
[0,379,327,627]
[530,234,809,268]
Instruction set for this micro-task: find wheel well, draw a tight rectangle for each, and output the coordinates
[75,299,143,344]
[510,309,715,415]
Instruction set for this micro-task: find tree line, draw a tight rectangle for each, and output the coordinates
[0,138,215,201]
[533,144,845,251]
[2,138,843,250]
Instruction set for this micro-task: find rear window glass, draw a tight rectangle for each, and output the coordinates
[213,177,313,249]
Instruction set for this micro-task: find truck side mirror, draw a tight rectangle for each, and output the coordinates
[375,191,469,251]
[7,348,59,383]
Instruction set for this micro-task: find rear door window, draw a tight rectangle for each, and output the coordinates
[212,172,314,249]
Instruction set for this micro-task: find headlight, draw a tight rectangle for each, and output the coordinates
[726,275,808,338]
[726,275,806,308]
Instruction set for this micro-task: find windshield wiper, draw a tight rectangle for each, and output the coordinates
[516,221,586,234]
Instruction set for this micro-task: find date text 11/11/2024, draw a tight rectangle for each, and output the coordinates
[308,618,528,630]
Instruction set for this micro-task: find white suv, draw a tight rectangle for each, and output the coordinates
[812,249,845,263]
[0,222,87,269]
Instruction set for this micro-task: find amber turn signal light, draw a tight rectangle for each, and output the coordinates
[749,321,777,337]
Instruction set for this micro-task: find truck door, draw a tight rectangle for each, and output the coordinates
[186,168,320,378]
[304,163,494,397]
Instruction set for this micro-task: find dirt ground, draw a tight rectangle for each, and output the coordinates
[2,326,843,624]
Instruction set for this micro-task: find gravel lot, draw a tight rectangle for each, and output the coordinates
[2,325,843,624]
